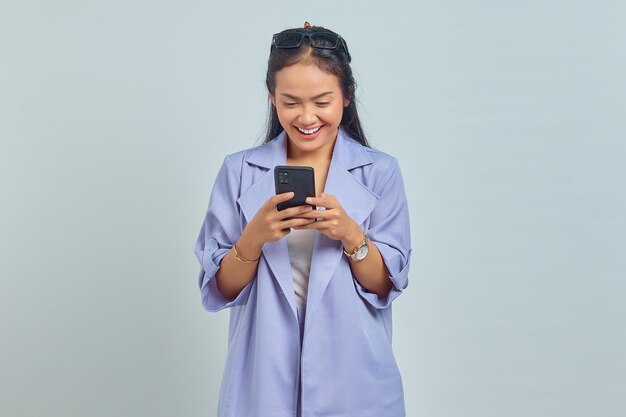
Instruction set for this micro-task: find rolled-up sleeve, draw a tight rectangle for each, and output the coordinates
[354,157,412,309]
[194,155,253,312]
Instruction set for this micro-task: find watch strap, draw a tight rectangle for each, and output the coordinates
[343,232,367,257]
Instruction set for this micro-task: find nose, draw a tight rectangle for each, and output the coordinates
[298,104,318,126]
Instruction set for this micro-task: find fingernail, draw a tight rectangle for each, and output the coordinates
[305,197,311,203]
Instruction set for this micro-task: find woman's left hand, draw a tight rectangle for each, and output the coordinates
[292,193,363,250]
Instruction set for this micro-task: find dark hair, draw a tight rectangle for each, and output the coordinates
[262,25,370,147]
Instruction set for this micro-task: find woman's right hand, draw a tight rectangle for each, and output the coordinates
[238,192,316,255]
[214,192,315,301]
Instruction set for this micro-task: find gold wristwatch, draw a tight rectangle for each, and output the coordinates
[343,233,369,262]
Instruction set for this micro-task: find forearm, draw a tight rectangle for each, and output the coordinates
[215,231,264,301]
[342,228,393,299]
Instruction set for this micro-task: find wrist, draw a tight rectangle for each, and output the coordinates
[342,224,364,253]
[237,231,264,260]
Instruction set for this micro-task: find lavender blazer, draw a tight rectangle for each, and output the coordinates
[194,127,412,417]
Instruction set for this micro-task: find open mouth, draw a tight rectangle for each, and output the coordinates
[295,125,324,139]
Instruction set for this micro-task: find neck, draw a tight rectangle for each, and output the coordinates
[287,136,336,165]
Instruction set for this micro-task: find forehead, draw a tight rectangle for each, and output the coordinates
[274,62,341,93]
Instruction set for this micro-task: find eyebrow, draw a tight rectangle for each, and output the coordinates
[280,91,334,100]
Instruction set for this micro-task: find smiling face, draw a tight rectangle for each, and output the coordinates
[269,62,350,160]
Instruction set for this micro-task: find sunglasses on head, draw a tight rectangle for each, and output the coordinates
[271,29,351,61]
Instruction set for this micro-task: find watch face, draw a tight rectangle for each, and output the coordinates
[355,244,369,260]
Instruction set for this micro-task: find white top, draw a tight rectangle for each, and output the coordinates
[286,228,316,309]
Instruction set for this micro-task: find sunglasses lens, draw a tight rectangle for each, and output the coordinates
[274,32,303,48]
[272,31,343,52]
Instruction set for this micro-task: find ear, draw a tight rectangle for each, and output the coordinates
[343,97,350,108]
[269,93,276,107]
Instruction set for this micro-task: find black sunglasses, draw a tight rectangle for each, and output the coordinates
[271,29,351,61]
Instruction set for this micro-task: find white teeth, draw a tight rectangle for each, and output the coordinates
[297,126,321,134]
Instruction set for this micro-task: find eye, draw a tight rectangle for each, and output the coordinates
[316,102,330,106]
[284,102,298,107]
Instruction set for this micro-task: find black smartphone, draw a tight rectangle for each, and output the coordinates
[274,165,316,211]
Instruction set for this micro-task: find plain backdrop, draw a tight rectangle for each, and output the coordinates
[1,1,625,416]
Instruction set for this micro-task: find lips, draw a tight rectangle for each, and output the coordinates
[294,125,324,139]
[297,126,322,134]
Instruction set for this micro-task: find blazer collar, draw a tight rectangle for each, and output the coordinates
[237,127,378,323]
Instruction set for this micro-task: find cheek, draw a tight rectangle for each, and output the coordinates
[276,107,297,121]
[314,103,342,120]
[326,104,345,121]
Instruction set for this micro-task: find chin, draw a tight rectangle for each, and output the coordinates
[291,141,320,154]
[300,135,331,147]
[290,127,336,147]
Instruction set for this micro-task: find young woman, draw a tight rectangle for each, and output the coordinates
[194,22,412,417]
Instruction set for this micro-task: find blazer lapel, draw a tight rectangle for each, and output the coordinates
[305,128,379,324]
[237,132,299,316]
